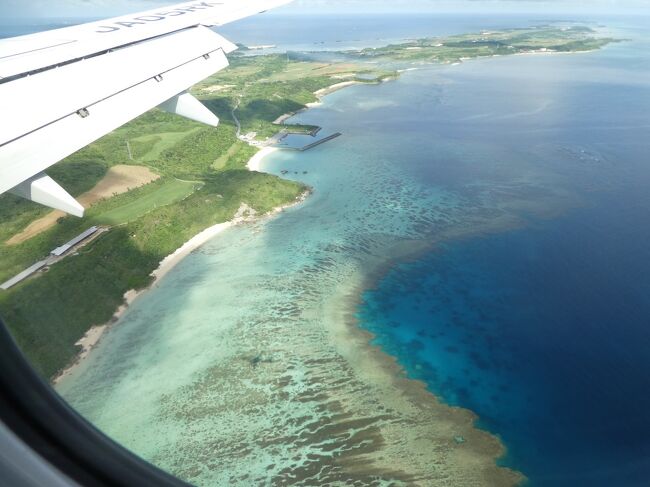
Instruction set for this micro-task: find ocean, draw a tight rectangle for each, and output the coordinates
[15,12,648,486]
[349,19,650,486]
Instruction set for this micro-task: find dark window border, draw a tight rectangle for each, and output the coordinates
[0,319,190,487]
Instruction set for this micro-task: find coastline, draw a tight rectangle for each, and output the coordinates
[52,220,237,385]
[252,77,525,483]
[50,60,546,481]
[267,46,599,128]
[313,80,364,97]
[44,31,626,483]
[54,73,360,385]
[53,145,305,386]
[247,146,278,171]
[261,71,547,482]
[53,75,523,483]
[272,80,365,124]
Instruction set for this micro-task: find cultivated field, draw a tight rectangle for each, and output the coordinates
[6,165,160,245]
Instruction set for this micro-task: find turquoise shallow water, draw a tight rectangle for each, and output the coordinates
[57,18,650,486]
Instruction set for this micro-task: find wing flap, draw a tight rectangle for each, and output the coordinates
[159,91,220,126]
[9,173,85,217]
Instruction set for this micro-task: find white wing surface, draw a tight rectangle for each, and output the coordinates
[0,0,291,216]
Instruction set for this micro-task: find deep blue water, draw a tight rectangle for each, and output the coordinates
[358,196,650,485]
[354,24,650,487]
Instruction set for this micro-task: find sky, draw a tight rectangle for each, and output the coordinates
[0,0,648,19]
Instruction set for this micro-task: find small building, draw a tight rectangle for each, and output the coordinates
[1,260,48,290]
[51,226,99,257]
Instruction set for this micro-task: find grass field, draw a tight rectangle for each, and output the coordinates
[213,143,241,170]
[130,128,203,162]
[264,61,364,82]
[91,179,199,226]
[6,165,161,246]
[194,54,393,139]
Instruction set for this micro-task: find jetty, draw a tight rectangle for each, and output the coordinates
[274,131,342,152]
[295,132,342,151]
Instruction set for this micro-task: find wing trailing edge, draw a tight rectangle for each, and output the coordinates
[0,0,292,215]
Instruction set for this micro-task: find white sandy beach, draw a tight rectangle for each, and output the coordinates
[52,325,108,384]
[247,146,278,172]
[313,80,363,97]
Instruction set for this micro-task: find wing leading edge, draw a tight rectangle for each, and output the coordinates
[0,0,292,216]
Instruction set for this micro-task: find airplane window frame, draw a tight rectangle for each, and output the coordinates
[0,318,189,487]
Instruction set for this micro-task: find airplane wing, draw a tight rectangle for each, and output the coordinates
[0,0,292,216]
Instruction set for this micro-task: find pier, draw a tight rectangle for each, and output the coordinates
[273,131,342,152]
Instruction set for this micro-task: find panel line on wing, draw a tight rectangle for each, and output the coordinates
[0,26,213,86]
[0,45,225,149]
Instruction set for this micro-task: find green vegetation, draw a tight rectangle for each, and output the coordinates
[0,24,615,379]
[130,128,203,162]
[0,172,303,378]
[355,25,616,63]
[193,55,394,139]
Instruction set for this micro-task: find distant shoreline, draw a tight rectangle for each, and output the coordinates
[272,80,367,125]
